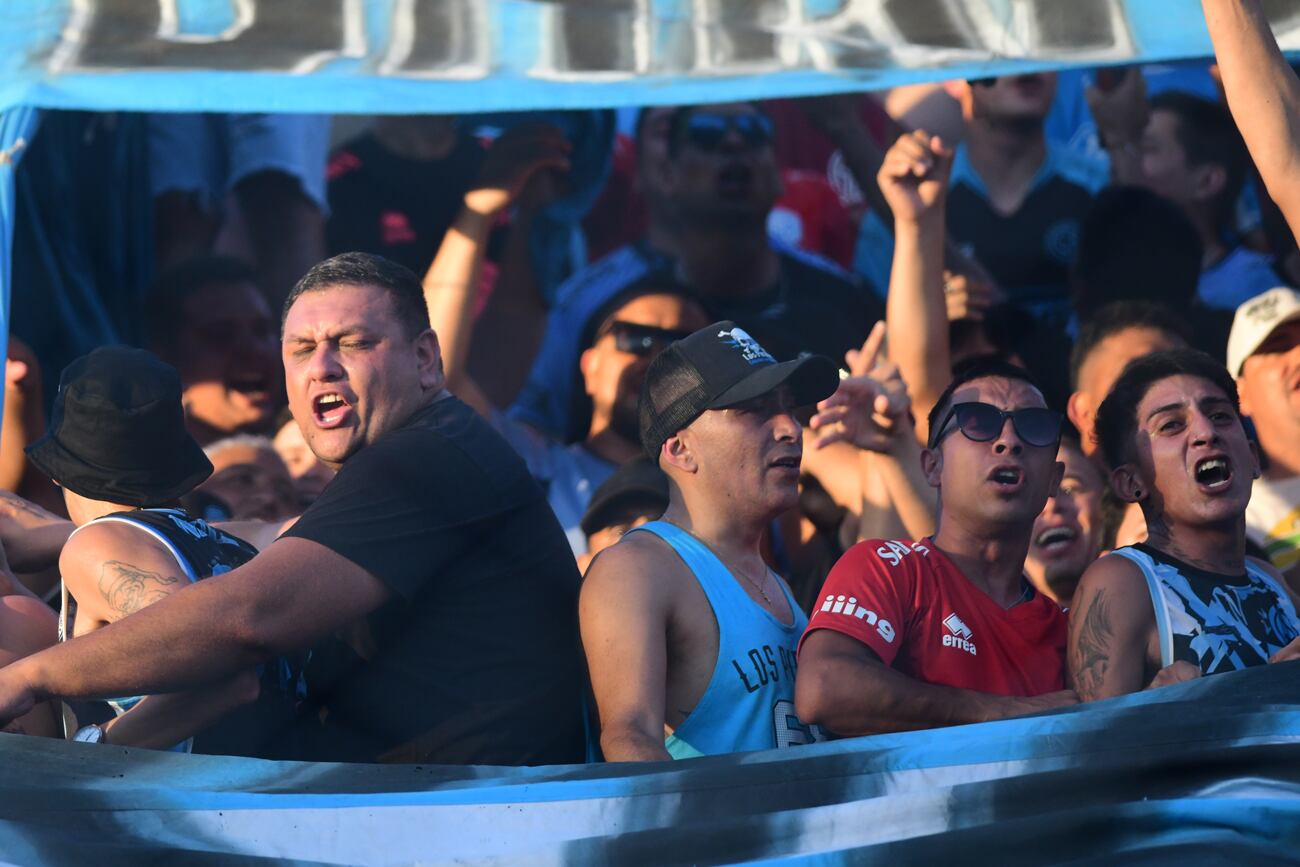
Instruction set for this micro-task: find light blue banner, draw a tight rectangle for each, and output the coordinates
[3,1,1300,115]
[1,661,1299,863]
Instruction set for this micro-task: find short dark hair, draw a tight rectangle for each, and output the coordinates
[1072,186,1203,319]
[282,252,430,340]
[1093,348,1240,471]
[927,357,1046,445]
[1069,301,1192,390]
[1150,91,1250,235]
[562,274,702,444]
[145,256,260,349]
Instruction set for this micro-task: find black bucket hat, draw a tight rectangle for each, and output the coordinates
[638,321,839,458]
[26,346,213,507]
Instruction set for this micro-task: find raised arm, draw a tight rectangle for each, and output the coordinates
[579,539,673,762]
[809,323,937,542]
[1202,0,1300,239]
[876,131,953,443]
[0,537,391,727]
[795,629,1076,735]
[424,126,570,418]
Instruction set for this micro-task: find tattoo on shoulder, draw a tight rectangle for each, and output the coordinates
[1071,589,1113,700]
[97,560,180,617]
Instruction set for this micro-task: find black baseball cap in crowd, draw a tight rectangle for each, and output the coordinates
[580,458,670,536]
[26,345,213,507]
[638,321,839,459]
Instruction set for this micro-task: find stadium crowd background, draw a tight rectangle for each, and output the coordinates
[0,0,1296,767]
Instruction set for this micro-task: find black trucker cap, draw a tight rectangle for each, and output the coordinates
[638,321,839,459]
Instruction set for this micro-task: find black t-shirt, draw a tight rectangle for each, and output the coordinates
[707,251,884,368]
[326,131,487,276]
[278,395,587,765]
[947,174,1096,312]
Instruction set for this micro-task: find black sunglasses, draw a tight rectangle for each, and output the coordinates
[928,402,1063,449]
[601,321,692,356]
[683,112,774,152]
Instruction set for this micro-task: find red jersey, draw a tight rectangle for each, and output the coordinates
[799,539,1067,696]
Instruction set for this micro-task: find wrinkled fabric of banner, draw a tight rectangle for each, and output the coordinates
[0,662,1297,865]
[2,0,1300,115]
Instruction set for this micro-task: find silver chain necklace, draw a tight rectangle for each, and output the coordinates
[667,520,774,605]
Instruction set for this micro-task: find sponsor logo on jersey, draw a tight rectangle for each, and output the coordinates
[874,538,931,567]
[819,593,895,643]
[942,611,977,656]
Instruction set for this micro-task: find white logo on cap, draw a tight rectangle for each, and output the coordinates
[718,327,775,366]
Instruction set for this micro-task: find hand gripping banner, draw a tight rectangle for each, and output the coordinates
[1,661,1298,864]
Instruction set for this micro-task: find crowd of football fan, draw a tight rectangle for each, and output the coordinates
[0,0,1296,765]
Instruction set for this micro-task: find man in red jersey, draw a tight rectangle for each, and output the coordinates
[796,359,1079,735]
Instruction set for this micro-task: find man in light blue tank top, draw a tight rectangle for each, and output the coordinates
[1069,349,1300,701]
[580,320,894,760]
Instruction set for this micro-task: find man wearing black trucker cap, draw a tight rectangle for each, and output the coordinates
[21,345,281,753]
[581,320,894,760]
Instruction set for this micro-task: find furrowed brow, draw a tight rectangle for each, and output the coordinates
[1144,401,1186,423]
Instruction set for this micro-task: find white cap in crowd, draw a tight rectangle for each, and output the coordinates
[1227,287,1300,375]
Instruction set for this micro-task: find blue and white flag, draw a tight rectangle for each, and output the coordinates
[4,0,1300,114]
[1,662,1298,864]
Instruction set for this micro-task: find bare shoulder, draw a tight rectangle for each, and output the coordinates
[1070,551,1156,639]
[580,531,689,611]
[1075,551,1148,598]
[59,520,179,581]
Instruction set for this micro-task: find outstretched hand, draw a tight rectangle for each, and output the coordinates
[809,322,912,452]
[941,270,1002,323]
[463,124,572,218]
[1085,67,1149,148]
[876,130,953,224]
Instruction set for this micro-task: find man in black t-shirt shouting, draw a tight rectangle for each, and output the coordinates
[0,252,588,766]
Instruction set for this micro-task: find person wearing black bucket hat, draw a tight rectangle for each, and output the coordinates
[581,321,901,761]
[20,345,276,752]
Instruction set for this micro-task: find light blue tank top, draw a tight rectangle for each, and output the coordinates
[631,521,824,759]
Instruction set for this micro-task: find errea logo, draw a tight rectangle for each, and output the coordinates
[942,612,977,656]
[717,327,775,366]
[819,594,895,643]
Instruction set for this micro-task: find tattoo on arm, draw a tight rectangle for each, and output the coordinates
[97,560,181,618]
[1071,589,1113,700]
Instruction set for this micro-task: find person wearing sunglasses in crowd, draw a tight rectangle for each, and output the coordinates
[795,359,1080,736]
[511,102,883,446]
[1068,349,1300,701]
[420,126,710,554]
